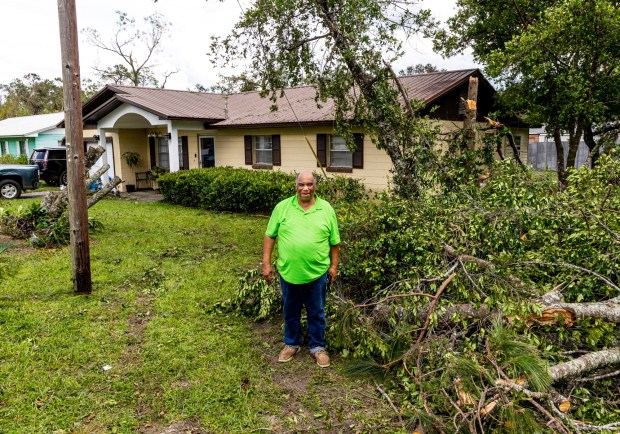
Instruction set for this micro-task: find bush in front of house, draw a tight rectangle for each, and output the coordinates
[157,167,367,213]
[0,154,29,164]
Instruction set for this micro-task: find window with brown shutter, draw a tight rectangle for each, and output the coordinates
[246,134,280,169]
[322,133,362,173]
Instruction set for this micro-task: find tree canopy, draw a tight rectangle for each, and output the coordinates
[0,74,100,120]
[435,0,620,186]
[0,74,63,119]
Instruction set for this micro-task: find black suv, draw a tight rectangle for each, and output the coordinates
[29,147,68,186]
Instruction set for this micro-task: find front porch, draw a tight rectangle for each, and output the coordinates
[92,105,206,192]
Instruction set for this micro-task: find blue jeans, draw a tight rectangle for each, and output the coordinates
[280,273,328,352]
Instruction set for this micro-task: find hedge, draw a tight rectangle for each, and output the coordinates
[157,167,366,213]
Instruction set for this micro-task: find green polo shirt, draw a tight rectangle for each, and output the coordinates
[266,195,340,284]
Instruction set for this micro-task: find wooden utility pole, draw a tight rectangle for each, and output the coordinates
[57,0,92,294]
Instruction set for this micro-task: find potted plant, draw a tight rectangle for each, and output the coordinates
[121,151,141,192]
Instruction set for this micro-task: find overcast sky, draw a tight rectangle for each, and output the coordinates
[0,0,477,92]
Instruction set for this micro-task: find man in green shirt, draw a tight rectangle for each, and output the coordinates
[262,171,340,368]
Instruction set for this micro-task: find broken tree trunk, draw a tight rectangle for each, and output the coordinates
[531,300,620,325]
[463,76,478,153]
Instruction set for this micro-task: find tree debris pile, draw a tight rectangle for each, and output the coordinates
[225,153,620,432]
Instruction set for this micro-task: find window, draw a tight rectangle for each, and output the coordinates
[255,136,272,165]
[329,135,353,168]
[18,140,28,156]
[514,136,521,154]
[316,133,363,172]
[158,137,169,170]
[244,135,281,168]
[0,141,8,155]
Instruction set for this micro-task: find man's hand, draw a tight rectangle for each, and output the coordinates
[327,265,338,285]
[262,263,275,283]
[262,235,276,282]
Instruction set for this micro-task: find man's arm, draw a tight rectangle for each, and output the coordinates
[328,244,340,284]
[262,235,276,282]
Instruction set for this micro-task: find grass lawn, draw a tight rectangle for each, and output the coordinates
[0,196,398,433]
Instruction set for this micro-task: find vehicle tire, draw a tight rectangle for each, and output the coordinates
[0,180,22,199]
[60,171,68,186]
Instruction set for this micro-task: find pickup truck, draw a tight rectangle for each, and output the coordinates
[0,164,40,199]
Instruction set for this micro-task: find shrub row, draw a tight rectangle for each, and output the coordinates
[157,167,366,213]
[0,154,29,165]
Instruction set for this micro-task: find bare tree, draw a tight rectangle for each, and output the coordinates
[83,11,177,87]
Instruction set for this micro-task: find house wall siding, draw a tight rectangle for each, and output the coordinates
[107,114,530,193]
[35,133,65,148]
[203,126,394,191]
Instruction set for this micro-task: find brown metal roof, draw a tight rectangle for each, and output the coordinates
[80,69,485,127]
[109,85,227,120]
[215,70,482,127]
[216,86,337,127]
[397,69,482,104]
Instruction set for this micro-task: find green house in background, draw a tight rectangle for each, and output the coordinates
[0,112,65,157]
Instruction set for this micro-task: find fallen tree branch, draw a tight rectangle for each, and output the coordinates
[383,273,456,369]
[575,368,620,383]
[87,176,122,208]
[549,399,620,432]
[513,261,620,293]
[548,348,620,382]
[85,163,110,188]
[85,146,106,168]
[533,300,620,324]
[374,381,403,425]
[444,245,525,288]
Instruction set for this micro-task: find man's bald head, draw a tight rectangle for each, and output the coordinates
[296,171,316,185]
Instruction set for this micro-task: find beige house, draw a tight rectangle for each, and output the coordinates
[79,69,529,192]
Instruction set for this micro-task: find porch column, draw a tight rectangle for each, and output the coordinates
[98,127,115,181]
[168,125,180,172]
